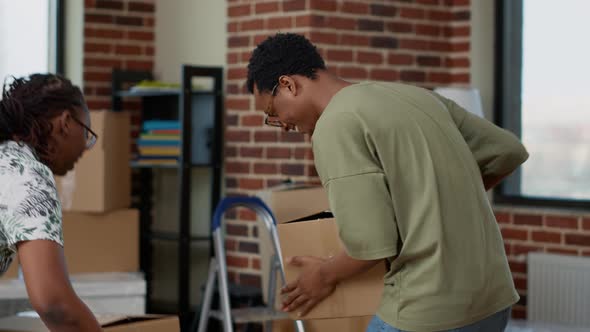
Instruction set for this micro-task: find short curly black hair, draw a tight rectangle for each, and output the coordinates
[247,33,326,94]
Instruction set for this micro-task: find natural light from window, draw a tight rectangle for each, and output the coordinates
[521,0,590,200]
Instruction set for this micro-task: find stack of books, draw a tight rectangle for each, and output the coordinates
[136,120,181,166]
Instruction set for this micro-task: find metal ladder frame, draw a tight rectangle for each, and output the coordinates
[196,196,305,332]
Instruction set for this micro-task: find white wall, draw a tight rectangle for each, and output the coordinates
[154,0,227,82]
[470,0,495,121]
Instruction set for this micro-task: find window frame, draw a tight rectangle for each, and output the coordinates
[493,0,590,209]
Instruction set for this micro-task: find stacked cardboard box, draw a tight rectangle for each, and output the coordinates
[256,185,386,332]
[0,314,179,331]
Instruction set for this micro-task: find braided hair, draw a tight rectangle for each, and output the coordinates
[0,73,85,164]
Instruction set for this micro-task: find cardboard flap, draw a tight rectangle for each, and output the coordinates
[289,211,333,223]
[99,314,166,327]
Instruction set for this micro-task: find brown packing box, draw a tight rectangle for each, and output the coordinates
[55,111,131,213]
[63,209,139,273]
[272,316,373,332]
[0,314,179,332]
[277,212,386,320]
[256,186,330,303]
[0,258,18,279]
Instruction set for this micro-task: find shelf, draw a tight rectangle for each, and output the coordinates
[130,161,214,169]
[147,231,210,243]
[115,89,215,98]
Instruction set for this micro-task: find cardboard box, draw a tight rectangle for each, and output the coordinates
[63,209,139,273]
[55,111,131,213]
[272,316,373,332]
[277,212,386,320]
[256,185,330,303]
[0,314,178,332]
[0,259,18,280]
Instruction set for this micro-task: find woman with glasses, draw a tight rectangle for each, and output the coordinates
[0,74,101,331]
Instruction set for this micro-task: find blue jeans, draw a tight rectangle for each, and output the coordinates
[366,307,510,332]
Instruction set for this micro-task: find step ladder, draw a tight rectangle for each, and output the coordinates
[196,196,306,332]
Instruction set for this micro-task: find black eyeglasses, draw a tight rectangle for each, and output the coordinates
[264,83,284,127]
[71,115,98,149]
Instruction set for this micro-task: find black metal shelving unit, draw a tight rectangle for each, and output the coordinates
[111,65,224,324]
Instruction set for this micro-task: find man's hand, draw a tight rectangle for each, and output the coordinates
[280,255,336,317]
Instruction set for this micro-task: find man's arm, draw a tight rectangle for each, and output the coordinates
[18,240,102,332]
[280,250,383,316]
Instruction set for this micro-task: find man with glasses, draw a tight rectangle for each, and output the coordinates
[247,33,528,332]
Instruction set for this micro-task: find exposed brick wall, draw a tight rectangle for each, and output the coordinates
[83,0,155,113]
[224,0,471,291]
[494,207,590,319]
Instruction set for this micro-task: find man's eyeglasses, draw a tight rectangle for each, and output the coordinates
[71,115,98,149]
[264,83,283,127]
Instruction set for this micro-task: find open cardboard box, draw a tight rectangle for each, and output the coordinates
[277,211,386,320]
[0,314,179,332]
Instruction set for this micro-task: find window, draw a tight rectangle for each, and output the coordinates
[495,0,590,208]
[0,0,63,82]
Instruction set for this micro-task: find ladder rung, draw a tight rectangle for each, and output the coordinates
[209,307,290,323]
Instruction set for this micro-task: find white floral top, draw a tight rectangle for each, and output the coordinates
[0,140,63,276]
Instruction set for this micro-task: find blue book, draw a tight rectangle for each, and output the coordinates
[137,139,181,146]
[143,120,181,131]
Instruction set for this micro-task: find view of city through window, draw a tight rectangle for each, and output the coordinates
[520,0,590,200]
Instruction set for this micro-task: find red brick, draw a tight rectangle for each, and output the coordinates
[370,69,399,81]
[252,258,261,270]
[281,164,305,176]
[508,260,527,274]
[85,13,113,24]
[228,36,250,48]
[296,15,325,28]
[454,11,470,21]
[226,130,250,143]
[239,273,261,288]
[417,0,439,4]
[241,114,264,127]
[239,178,264,190]
[144,17,154,27]
[370,4,396,16]
[428,72,451,84]
[357,51,383,64]
[128,2,155,12]
[532,231,562,244]
[565,234,590,247]
[227,53,239,65]
[416,24,441,37]
[226,161,250,174]
[514,214,543,226]
[371,36,398,49]
[267,147,291,159]
[428,10,452,21]
[546,247,578,256]
[387,22,413,33]
[115,16,143,26]
[501,227,528,241]
[84,28,124,39]
[267,17,293,30]
[226,255,249,268]
[225,146,237,158]
[342,1,368,14]
[495,212,512,225]
[95,0,123,10]
[447,26,470,37]
[228,4,251,17]
[227,68,248,80]
[238,209,258,221]
[95,87,112,95]
[226,97,250,110]
[254,131,278,142]
[85,58,122,68]
[283,0,306,11]
[225,239,237,251]
[240,147,263,158]
[126,60,153,71]
[417,55,441,67]
[326,17,356,30]
[445,0,470,5]
[127,31,154,41]
[583,250,590,257]
[400,8,425,19]
[513,244,543,255]
[545,216,579,229]
[429,41,452,52]
[294,148,309,159]
[85,42,111,53]
[309,32,339,45]
[512,305,526,319]
[86,99,111,111]
[339,67,368,79]
[307,165,319,177]
[400,39,429,51]
[340,34,370,47]
[241,51,253,63]
[228,22,238,33]
[254,163,278,175]
[584,218,590,230]
[452,42,470,52]
[310,0,338,11]
[226,224,248,236]
[84,71,111,82]
[115,45,141,55]
[504,243,511,256]
[388,53,414,65]
[144,46,154,55]
[514,276,527,291]
[358,19,384,32]
[446,57,470,68]
[326,50,353,62]
[256,2,279,14]
[401,70,426,82]
[451,73,470,83]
